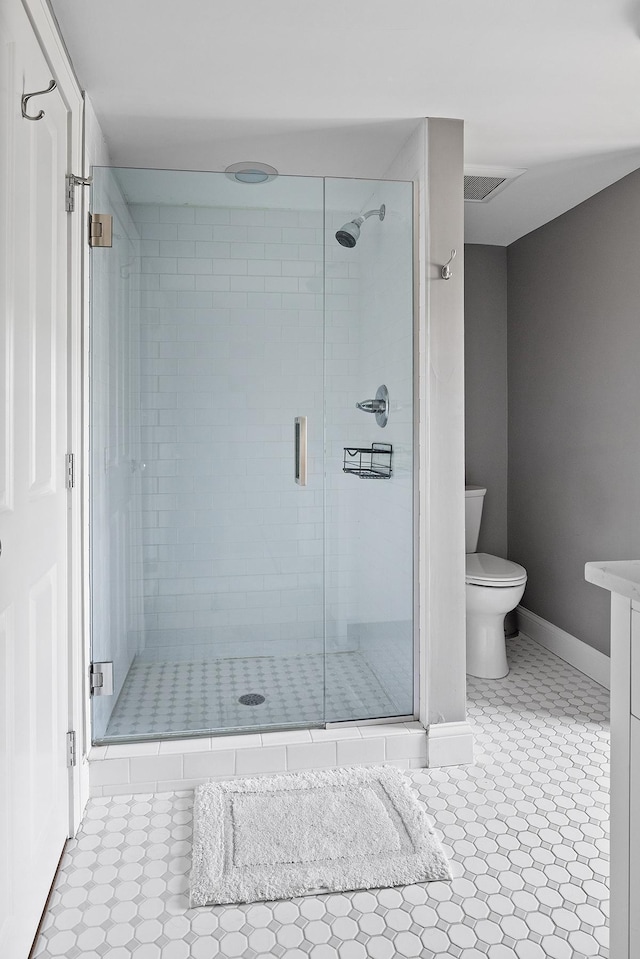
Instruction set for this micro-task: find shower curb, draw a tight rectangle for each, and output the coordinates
[87,723,428,797]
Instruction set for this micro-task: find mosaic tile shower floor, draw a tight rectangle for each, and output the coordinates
[104,651,403,740]
[35,637,609,958]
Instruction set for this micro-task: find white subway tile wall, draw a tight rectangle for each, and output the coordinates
[130,200,327,663]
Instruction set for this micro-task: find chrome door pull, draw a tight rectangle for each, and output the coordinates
[295,416,307,486]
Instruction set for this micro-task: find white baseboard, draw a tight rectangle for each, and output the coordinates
[427,721,475,766]
[516,606,610,690]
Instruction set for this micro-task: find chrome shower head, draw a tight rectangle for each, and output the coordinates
[335,204,385,248]
[336,218,362,248]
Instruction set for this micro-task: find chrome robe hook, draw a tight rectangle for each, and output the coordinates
[441,249,457,280]
[21,79,57,120]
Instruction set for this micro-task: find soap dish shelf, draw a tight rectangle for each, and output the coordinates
[343,443,392,479]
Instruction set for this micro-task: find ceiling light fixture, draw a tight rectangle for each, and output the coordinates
[224,161,278,184]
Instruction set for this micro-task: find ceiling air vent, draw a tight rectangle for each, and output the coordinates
[464,166,526,203]
[465,176,505,201]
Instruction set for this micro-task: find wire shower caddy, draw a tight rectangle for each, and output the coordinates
[343,443,393,479]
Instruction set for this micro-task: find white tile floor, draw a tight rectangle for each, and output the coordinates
[34,636,609,958]
[103,651,401,741]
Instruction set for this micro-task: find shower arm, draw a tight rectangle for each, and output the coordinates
[360,205,385,223]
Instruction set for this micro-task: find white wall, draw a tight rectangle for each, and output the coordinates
[384,120,471,759]
[423,119,468,736]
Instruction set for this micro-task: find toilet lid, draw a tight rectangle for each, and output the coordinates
[466,552,527,587]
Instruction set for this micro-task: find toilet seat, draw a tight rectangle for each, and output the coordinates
[466,552,527,588]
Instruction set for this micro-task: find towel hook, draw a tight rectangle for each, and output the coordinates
[21,79,57,121]
[441,249,457,280]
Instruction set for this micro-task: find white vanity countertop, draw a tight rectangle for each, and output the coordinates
[585,560,640,601]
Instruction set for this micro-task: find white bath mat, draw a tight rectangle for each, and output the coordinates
[189,765,451,906]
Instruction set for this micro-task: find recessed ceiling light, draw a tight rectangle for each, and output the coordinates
[224,162,278,184]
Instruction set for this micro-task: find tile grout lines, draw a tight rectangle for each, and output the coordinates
[34,636,609,958]
[104,650,404,740]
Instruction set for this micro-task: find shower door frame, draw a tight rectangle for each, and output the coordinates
[84,166,420,746]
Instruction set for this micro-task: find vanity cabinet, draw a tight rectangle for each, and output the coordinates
[632,613,640,720]
[584,561,640,959]
[630,609,640,957]
[630,715,640,955]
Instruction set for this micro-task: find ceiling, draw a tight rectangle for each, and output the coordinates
[51,0,640,245]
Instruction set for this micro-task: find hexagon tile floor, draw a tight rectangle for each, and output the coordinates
[33,636,609,959]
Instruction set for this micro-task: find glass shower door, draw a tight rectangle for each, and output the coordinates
[90,167,326,742]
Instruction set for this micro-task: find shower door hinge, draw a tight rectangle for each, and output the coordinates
[66,730,77,768]
[65,173,92,213]
[90,661,114,697]
[89,213,113,247]
[65,452,74,489]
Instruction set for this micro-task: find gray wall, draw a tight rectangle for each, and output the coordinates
[507,167,640,656]
[464,244,508,557]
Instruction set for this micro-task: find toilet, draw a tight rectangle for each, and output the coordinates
[465,485,527,679]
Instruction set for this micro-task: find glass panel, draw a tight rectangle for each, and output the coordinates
[90,167,325,742]
[324,177,414,722]
[89,169,143,742]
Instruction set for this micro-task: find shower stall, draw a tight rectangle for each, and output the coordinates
[89,166,415,744]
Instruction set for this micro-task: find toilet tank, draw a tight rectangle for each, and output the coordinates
[465,486,486,553]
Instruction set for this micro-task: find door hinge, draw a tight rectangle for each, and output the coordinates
[66,730,77,768]
[90,661,114,697]
[65,452,74,489]
[89,213,113,248]
[65,173,92,213]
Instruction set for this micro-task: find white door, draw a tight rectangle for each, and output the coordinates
[0,2,72,956]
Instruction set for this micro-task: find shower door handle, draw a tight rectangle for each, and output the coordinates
[295,416,307,486]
